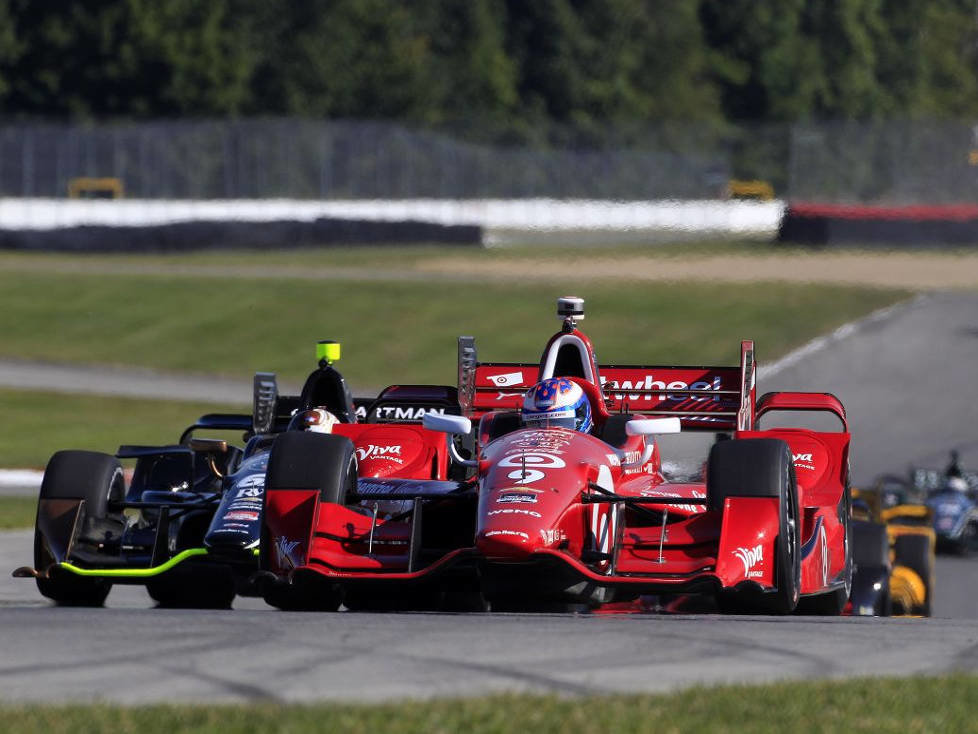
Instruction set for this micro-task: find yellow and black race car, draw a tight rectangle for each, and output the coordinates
[850,476,935,617]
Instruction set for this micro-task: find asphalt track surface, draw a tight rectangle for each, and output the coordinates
[1,291,978,703]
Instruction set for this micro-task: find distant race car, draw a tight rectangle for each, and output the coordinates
[849,476,935,617]
[259,296,853,614]
[917,455,978,554]
[16,341,462,608]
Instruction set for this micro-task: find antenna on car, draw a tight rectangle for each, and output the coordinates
[557,296,584,333]
[316,340,341,367]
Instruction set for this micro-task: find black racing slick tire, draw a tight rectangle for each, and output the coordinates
[261,432,355,612]
[893,533,934,617]
[34,450,125,607]
[265,431,356,503]
[709,439,800,615]
[146,568,236,610]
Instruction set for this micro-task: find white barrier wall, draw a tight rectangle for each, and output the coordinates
[0,198,785,244]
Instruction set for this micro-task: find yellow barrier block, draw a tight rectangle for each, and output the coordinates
[726,179,774,201]
[67,177,124,199]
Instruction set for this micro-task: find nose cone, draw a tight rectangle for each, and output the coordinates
[476,527,535,560]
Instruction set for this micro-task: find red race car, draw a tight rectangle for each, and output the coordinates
[260,297,852,614]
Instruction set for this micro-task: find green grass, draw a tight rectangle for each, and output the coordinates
[0,389,244,468]
[0,240,777,271]
[0,269,908,388]
[0,497,37,529]
[1,675,976,733]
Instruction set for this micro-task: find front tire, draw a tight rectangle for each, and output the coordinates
[261,432,356,611]
[709,439,800,615]
[34,450,125,606]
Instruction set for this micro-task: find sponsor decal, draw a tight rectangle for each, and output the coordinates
[540,528,566,545]
[356,444,405,464]
[602,375,723,403]
[228,503,261,514]
[487,371,525,388]
[792,453,816,471]
[235,475,265,495]
[224,510,259,522]
[275,536,302,569]
[496,493,538,505]
[488,508,542,518]
[734,544,764,578]
[355,479,460,497]
[498,451,565,485]
[507,431,573,453]
[620,451,641,467]
[638,489,706,513]
[371,406,445,421]
[220,522,251,529]
[485,529,530,541]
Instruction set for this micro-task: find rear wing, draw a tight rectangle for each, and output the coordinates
[357,385,461,423]
[459,337,757,432]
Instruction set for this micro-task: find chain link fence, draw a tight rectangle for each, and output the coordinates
[0,118,975,204]
[0,119,731,201]
[787,121,978,204]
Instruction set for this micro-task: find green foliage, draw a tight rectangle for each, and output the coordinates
[0,0,257,118]
[701,0,978,122]
[0,0,955,129]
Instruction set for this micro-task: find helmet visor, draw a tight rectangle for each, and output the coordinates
[523,405,578,430]
[523,414,578,430]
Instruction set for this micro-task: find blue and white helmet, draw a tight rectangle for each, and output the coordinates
[521,377,593,433]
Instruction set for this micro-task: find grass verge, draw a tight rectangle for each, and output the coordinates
[0,269,908,387]
[0,497,36,530]
[0,675,976,733]
[0,389,244,468]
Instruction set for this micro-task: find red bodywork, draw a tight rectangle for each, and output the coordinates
[262,317,851,610]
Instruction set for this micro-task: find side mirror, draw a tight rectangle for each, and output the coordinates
[423,413,472,436]
[625,417,681,436]
[618,417,680,468]
[188,438,228,454]
[189,438,228,479]
[422,413,476,468]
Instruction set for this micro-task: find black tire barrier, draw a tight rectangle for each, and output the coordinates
[778,203,978,246]
[0,217,483,252]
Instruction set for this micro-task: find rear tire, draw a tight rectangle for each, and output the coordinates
[848,520,891,616]
[893,533,933,616]
[34,451,125,607]
[708,439,800,615]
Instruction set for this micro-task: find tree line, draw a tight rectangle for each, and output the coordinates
[1,0,976,143]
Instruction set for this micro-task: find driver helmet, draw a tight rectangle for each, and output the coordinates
[289,408,340,434]
[947,476,969,493]
[521,377,592,433]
